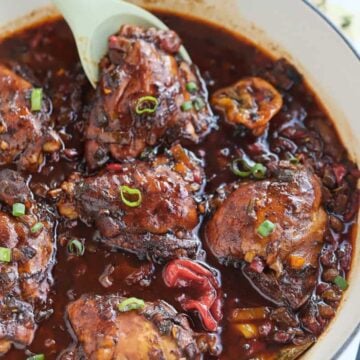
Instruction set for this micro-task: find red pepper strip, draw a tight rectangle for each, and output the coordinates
[332,164,347,184]
[106,163,122,172]
[182,300,218,332]
[163,259,222,332]
[169,258,215,278]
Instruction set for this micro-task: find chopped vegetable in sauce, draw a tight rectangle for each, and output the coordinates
[117,297,145,312]
[119,185,142,207]
[30,88,43,111]
[0,246,11,262]
[12,203,25,217]
[257,220,276,237]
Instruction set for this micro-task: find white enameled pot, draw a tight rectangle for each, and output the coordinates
[0,1,358,359]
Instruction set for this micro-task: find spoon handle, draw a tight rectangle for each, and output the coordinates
[52,0,166,34]
[51,0,191,86]
[51,0,106,33]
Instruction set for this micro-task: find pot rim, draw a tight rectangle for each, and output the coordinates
[0,1,358,358]
[297,3,360,357]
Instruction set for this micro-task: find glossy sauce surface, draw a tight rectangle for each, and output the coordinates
[1,12,358,360]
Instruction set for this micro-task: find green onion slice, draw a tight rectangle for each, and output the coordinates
[333,275,348,290]
[0,247,11,262]
[12,203,25,217]
[186,81,198,93]
[135,96,159,115]
[31,88,43,112]
[193,97,205,111]
[251,163,267,179]
[67,239,85,256]
[31,222,44,234]
[231,158,252,178]
[119,185,142,208]
[118,297,145,312]
[181,100,193,112]
[27,354,45,360]
[286,152,300,165]
[257,220,276,237]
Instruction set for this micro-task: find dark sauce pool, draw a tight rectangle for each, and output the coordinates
[1,11,358,360]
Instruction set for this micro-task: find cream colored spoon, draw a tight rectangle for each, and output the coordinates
[52,0,191,87]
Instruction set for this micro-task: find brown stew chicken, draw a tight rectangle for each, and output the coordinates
[0,11,358,360]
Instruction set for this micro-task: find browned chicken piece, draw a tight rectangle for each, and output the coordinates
[0,64,62,172]
[58,145,203,262]
[205,162,327,309]
[85,25,215,169]
[63,294,201,360]
[0,169,55,354]
[211,77,283,136]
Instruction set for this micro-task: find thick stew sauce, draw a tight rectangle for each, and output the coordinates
[0,11,358,360]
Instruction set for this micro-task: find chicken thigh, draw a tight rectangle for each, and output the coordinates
[0,169,54,354]
[85,25,215,169]
[62,294,201,360]
[58,145,203,262]
[0,64,61,172]
[205,162,327,308]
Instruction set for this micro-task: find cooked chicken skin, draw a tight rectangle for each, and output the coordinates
[58,145,203,262]
[85,25,214,169]
[0,65,61,172]
[211,77,283,136]
[64,295,201,360]
[205,162,327,308]
[0,170,54,354]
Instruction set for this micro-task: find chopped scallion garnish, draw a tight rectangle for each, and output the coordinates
[135,96,159,115]
[251,163,267,179]
[231,158,252,178]
[333,275,348,290]
[119,185,142,208]
[181,101,193,112]
[31,222,44,234]
[193,97,205,111]
[27,354,45,360]
[286,152,300,165]
[257,220,276,237]
[0,247,11,263]
[231,158,267,180]
[117,297,145,312]
[186,81,198,93]
[67,239,85,256]
[31,88,43,112]
[12,203,25,217]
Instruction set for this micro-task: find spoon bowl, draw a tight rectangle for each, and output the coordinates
[52,0,191,87]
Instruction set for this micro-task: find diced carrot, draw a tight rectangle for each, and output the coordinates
[244,251,256,263]
[289,254,306,269]
[235,323,259,339]
[174,162,187,176]
[230,307,269,322]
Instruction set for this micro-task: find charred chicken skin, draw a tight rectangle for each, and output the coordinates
[62,294,201,360]
[205,162,327,309]
[0,170,54,354]
[85,25,215,169]
[0,64,61,172]
[58,145,203,262]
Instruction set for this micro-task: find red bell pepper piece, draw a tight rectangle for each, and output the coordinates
[106,163,122,172]
[163,259,222,332]
[332,163,347,184]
